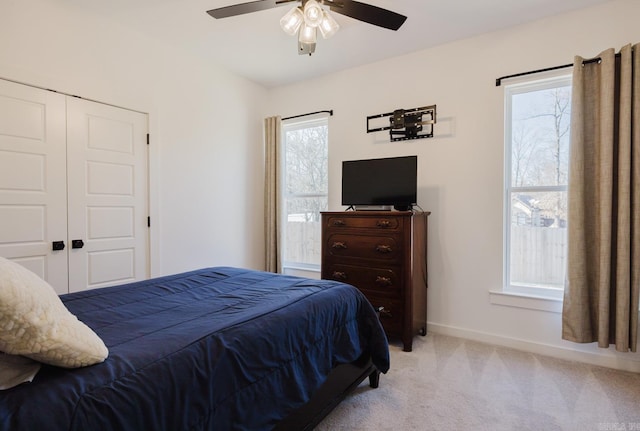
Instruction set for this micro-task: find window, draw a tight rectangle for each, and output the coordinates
[504,75,571,298]
[281,116,329,272]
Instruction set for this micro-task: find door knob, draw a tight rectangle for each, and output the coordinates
[71,239,84,249]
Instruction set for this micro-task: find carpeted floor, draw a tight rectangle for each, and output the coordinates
[315,333,640,431]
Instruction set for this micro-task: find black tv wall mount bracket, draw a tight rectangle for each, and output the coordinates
[366,105,436,141]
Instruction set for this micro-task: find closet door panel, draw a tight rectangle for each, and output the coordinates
[0,80,68,294]
[66,98,148,292]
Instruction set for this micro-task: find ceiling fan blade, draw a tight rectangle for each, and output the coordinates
[207,0,296,19]
[329,0,407,31]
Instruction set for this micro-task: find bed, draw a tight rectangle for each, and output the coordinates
[0,266,389,430]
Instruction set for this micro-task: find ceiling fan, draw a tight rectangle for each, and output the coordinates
[207,0,407,55]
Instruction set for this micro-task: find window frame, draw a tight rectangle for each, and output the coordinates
[280,115,329,273]
[502,73,572,300]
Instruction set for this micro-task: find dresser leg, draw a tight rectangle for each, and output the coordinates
[402,340,413,352]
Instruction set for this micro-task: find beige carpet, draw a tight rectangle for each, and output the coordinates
[315,333,640,431]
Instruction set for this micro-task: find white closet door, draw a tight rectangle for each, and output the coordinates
[66,98,148,292]
[0,80,69,294]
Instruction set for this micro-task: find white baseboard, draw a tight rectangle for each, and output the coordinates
[427,322,640,373]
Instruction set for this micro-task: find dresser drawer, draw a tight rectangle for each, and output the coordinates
[324,263,402,298]
[325,233,402,262]
[325,215,402,231]
[366,296,403,336]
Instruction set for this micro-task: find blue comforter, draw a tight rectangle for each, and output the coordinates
[0,267,389,430]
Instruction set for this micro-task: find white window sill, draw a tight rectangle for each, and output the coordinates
[489,289,563,313]
[282,265,321,279]
[281,263,320,273]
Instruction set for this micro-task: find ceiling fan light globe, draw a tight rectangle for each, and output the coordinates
[303,0,324,28]
[298,23,317,44]
[318,11,339,39]
[280,7,304,36]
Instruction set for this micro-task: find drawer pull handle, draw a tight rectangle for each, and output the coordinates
[375,245,393,254]
[377,220,391,228]
[332,271,347,280]
[378,307,393,319]
[332,219,346,226]
[332,241,348,249]
[375,276,393,287]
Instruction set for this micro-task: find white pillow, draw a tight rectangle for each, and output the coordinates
[0,257,108,368]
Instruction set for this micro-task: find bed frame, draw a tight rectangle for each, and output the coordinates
[276,355,380,430]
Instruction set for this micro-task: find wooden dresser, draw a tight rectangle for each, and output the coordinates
[321,211,429,352]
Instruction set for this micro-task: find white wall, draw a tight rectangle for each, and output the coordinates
[267,0,640,371]
[0,0,268,275]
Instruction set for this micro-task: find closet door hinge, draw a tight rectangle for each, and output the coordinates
[147,216,151,227]
[146,133,150,145]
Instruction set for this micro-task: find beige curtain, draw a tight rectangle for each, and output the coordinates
[562,44,640,352]
[264,116,282,273]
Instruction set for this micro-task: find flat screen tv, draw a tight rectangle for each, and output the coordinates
[342,155,417,210]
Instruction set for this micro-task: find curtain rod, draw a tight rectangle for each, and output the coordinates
[495,54,621,86]
[282,110,333,121]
